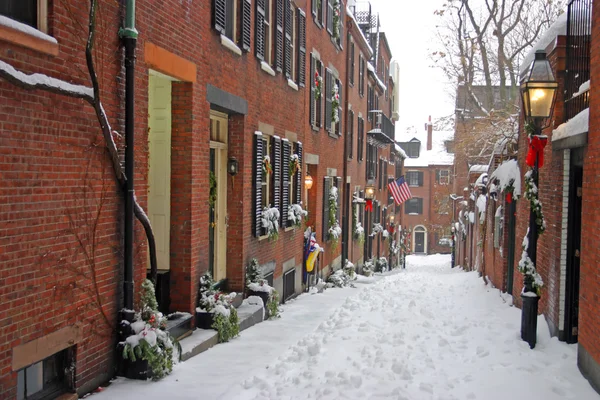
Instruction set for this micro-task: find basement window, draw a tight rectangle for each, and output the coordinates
[17,348,73,400]
[0,0,48,33]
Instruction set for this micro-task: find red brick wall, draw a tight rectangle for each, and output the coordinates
[579,0,600,368]
[0,1,124,396]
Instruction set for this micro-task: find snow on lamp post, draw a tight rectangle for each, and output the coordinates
[519,50,557,349]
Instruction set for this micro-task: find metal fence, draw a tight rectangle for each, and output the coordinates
[564,0,591,121]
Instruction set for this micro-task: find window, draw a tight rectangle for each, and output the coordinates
[261,136,273,209]
[265,0,273,65]
[399,141,420,158]
[334,77,343,135]
[406,171,423,187]
[347,109,354,159]
[438,170,450,185]
[286,4,296,80]
[349,41,355,86]
[310,55,323,129]
[17,349,71,400]
[367,85,373,122]
[312,0,324,26]
[357,117,364,161]
[213,0,237,41]
[359,55,365,97]
[1,1,46,31]
[366,144,377,179]
[405,198,423,215]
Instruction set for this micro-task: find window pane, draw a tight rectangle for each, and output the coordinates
[0,1,38,28]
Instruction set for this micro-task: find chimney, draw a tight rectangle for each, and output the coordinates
[426,115,433,151]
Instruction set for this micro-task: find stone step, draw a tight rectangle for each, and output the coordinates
[180,302,264,362]
[165,312,193,341]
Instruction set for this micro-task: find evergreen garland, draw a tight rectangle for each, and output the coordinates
[524,170,546,234]
[209,171,217,208]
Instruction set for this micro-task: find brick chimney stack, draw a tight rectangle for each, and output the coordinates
[426,115,433,151]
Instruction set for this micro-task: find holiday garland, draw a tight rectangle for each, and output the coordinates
[517,229,544,296]
[262,155,272,175]
[332,0,341,40]
[524,170,546,234]
[331,83,340,124]
[328,186,341,248]
[289,153,300,177]
[315,70,323,100]
[209,171,217,209]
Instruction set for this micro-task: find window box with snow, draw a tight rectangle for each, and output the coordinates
[0,1,58,56]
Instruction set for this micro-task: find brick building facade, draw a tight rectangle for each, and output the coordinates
[0,0,403,397]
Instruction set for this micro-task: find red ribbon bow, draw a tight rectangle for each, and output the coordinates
[526,136,548,168]
[365,199,373,212]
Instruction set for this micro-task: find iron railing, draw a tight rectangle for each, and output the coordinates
[381,113,395,141]
[564,0,591,121]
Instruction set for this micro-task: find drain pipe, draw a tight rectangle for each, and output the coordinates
[120,0,138,311]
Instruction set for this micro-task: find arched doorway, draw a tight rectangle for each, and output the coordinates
[413,225,427,254]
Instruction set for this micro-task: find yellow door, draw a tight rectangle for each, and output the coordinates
[148,74,172,270]
[210,112,228,281]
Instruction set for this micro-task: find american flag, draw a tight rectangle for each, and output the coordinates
[388,176,412,205]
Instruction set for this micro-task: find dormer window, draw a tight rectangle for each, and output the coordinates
[399,139,420,158]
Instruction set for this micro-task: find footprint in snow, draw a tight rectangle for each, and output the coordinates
[476,346,490,357]
[409,300,416,308]
[466,392,476,399]
[419,382,434,394]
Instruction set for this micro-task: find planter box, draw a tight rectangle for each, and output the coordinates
[195,311,215,329]
[247,290,270,319]
[123,358,151,380]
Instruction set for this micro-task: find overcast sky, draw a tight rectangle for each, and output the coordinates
[366,0,455,138]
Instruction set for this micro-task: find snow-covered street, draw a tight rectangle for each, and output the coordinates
[93,255,599,400]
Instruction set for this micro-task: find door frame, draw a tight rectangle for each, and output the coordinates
[413,225,427,254]
[564,151,583,343]
[209,111,229,282]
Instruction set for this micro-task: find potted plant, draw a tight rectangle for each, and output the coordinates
[246,258,280,319]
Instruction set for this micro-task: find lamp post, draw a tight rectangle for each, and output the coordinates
[449,194,464,268]
[519,50,558,349]
[365,180,375,259]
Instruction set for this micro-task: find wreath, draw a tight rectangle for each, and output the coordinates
[331,84,340,124]
[262,155,273,175]
[332,0,341,40]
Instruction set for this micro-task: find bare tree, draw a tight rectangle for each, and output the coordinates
[0,0,159,280]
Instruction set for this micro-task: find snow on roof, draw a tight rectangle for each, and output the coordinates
[474,173,488,187]
[469,165,488,173]
[572,80,590,98]
[346,6,373,57]
[490,159,521,197]
[520,12,568,74]
[552,107,589,141]
[403,129,454,168]
[394,143,407,159]
[367,62,386,91]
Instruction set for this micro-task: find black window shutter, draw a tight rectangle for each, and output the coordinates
[275,0,285,72]
[347,110,353,159]
[418,198,423,214]
[214,0,227,34]
[325,69,332,132]
[326,0,333,34]
[295,142,303,205]
[284,0,293,78]
[378,160,383,190]
[418,171,424,186]
[350,42,355,86]
[298,10,307,87]
[436,170,440,184]
[253,134,264,237]
[281,140,291,226]
[323,177,332,240]
[310,55,315,127]
[241,0,252,51]
[255,0,266,60]
[358,117,363,161]
[272,136,282,211]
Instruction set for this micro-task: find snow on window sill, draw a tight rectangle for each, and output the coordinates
[0,15,58,56]
[220,34,242,56]
[261,61,276,76]
[287,79,299,91]
[408,213,420,216]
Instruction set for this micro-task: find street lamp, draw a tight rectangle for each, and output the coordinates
[449,194,463,268]
[365,180,375,212]
[519,50,558,349]
[304,173,313,190]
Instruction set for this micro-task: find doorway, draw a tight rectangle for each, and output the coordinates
[565,149,583,343]
[414,226,426,254]
[209,111,228,282]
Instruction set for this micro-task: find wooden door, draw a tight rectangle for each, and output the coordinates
[209,112,228,282]
[148,75,172,270]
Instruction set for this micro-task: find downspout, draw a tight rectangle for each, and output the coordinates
[120,0,138,311]
[341,21,351,269]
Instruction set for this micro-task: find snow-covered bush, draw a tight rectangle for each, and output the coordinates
[371,223,383,236]
[121,279,180,380]
[375,257,388,273]
[288,203,308,228]
[343,260,356,280]
[354,221,365,244]
[362,259,374,277]
[382,229,390,241]
[327,269,355,288]
[262,206,280,241]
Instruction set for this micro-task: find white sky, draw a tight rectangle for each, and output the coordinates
[366,0,455,139]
